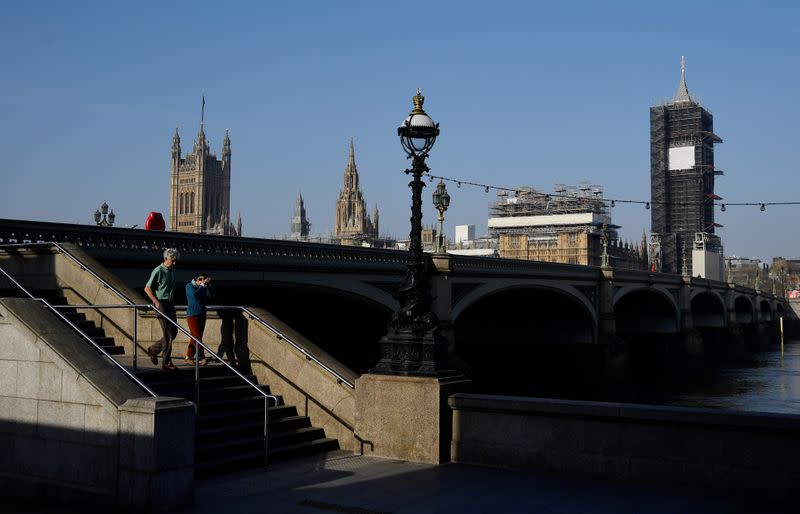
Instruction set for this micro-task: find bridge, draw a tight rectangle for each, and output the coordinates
[0,217,796,509]
[0,218,788,391]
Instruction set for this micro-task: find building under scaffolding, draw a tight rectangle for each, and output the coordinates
[488,184,646,268]
[650,57,723,275]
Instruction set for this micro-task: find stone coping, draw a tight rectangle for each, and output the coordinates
[449,393,800,431]
[0,297,149,406]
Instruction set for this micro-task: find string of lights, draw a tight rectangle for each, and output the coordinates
[427,174,800,211]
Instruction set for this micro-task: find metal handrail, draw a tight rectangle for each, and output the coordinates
[1,241,278,468]
[0,241,136,305]
[0,265,158,398]
[238,306,355,389]
[47,301,279,469]
[170,304,356,389]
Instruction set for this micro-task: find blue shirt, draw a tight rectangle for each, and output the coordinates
[185,280,212,317]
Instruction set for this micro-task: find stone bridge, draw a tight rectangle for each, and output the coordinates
[0,218,789,395]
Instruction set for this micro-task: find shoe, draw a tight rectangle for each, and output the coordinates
[147,348,159,365]
[200,357,213,366]
[184,357,196,365]
[162,362,177,370]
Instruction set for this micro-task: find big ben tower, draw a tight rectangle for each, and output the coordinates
[650,58,722,274]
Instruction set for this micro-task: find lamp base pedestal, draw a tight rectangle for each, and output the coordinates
[354,373,470,464]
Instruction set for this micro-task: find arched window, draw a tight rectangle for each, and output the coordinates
[190,192,195,214]
[179,193,184,215]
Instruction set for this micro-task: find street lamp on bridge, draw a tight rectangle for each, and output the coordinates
[94,201,115,227]
[432,180,450,255]
[371,89,452,377]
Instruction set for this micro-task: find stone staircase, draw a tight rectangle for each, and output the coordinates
[1,287,340,475]
[141,366,339,475]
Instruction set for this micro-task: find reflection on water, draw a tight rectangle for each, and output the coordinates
[663,340,800,414]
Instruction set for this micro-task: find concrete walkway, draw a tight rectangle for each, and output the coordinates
[187,451,788,514]
[1,451,791,513]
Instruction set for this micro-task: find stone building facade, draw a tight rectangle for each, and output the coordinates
[169,110,241,236]
[334,140,378,244]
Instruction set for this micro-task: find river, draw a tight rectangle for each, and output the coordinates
[660,340,800,414]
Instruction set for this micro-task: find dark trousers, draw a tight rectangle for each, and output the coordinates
[218,311,250,372]
[186,315,207,359]
[149,300,177,363]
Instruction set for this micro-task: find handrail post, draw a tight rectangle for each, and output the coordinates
[264,396,269,471]
[194,351,200,415]
[132,306,138,372]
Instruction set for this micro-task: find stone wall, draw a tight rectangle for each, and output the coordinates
[0,298,194,511]
[450,393,800,503]
[245,307,358,451]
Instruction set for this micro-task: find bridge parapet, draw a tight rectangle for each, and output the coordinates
[0,218,408,272]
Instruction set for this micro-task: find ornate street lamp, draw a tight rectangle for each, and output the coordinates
[372,89,450,377]
[94,201,115,227]
[432,180,450,254]
[600,222,610,268]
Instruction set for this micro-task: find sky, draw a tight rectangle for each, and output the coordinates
[0,1,798,261]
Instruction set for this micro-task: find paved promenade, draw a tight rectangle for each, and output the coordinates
[2,451,792,513]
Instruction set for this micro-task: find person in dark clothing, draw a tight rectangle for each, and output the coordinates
[217,309,237,366]
[217,309,250,372]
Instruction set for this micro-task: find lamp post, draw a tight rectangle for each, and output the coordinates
[372,89,451,377]
[600,222,610,268]
[432,180,450,254]
[94,201,115,227]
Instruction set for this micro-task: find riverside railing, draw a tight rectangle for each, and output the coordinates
[0,242,279,468]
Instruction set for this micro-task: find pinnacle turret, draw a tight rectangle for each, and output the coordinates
[172,127,181,158]
[673,56,694,105]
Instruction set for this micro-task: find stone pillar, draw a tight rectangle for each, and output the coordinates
[430,254,452,321]
[599,267,627,381]
[354,373,470,464]
[679,277,703,358]
[117,397,195,512]
[598,267,616,343]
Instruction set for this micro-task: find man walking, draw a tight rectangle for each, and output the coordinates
[145,248,180,370]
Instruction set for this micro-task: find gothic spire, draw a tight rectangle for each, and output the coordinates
[172,126,181,157]
[200,94,206,134]
[223,128,231,157]
[348,137,356,171]
[673,56,693,105]
[343,138,359,191]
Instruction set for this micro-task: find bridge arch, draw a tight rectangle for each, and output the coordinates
[690,291,726,328]
[451,280,597,329]
[210,278,395,374]
[613,287,679,334]
[734,296,755,324]
[759,299,773,322]
[451,283,598,396]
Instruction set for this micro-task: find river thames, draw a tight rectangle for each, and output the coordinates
[663,340,800,414]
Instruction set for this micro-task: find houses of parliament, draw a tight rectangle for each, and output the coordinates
[169,103,241,237]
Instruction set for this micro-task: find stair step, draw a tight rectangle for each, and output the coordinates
[62,311,87,322]
[142,369,258,386]
[270,426,326,445]
[194,449,266,476]
[196,404,298,425]
[96,344,125,355]
[269,414,313,431]
[268,438,340,462]
[149,384,273,401]
[196,414,311,443]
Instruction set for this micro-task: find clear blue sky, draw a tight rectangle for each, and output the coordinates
[1,1,798,261]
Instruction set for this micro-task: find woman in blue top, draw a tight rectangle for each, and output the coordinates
[185,272,213,365]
